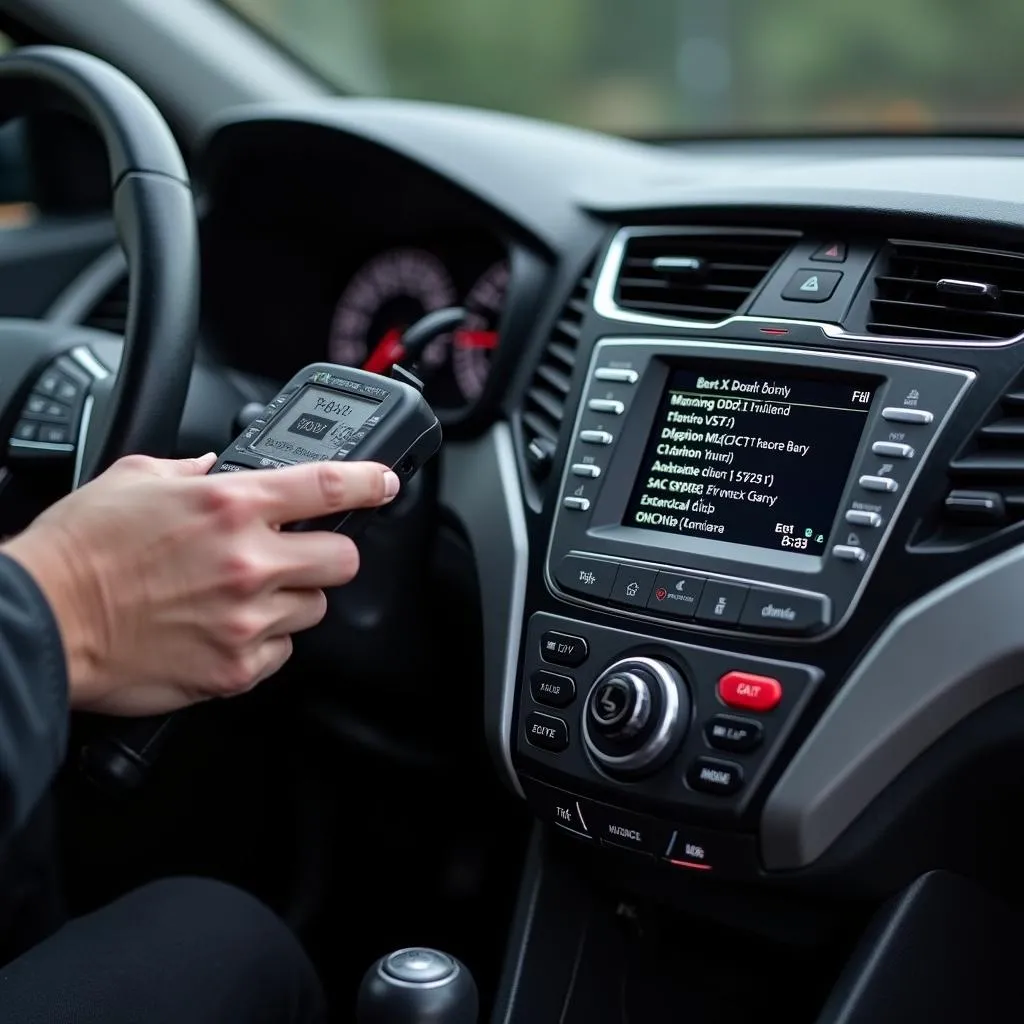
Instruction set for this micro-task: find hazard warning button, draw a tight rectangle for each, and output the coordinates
[781,268,842,303]
[811,241,847,262]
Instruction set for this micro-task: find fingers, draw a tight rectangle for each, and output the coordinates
[257,588,329,639]
[248,461,399,526]
[268,531,361,589]
[248,636,295,689]
[104,452,218,482]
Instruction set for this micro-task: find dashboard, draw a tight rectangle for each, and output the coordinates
[56,101,1024,909]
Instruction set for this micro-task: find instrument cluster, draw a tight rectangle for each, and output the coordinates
[328,243,510,412]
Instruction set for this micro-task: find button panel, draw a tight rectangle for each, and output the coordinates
[522,778,759,877]
[9,353,97,460]
[548,340,975,642]
[551,555,830,637]
[517,613,823,823]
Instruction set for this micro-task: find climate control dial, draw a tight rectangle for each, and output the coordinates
[583,657,689,776]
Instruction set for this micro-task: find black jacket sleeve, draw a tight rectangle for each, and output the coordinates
[0,553,68,845]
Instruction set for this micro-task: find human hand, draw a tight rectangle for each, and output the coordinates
[3,453,398,715]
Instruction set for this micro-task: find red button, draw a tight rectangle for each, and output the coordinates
[718,671,782,712]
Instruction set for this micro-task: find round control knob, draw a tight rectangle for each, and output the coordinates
[583,657,689,776]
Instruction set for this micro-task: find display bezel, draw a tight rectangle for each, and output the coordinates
[249,384,383,464]
[545,338,975,640]
[606,360,882,570]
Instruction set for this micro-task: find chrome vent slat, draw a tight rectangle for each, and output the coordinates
[868,240,1024,342]
[612,230,795,323]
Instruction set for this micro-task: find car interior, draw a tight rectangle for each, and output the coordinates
[1,0,1024,1020]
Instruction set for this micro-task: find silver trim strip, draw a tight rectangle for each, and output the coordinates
[9,439,74,453]
[762,539,1024,870]
[69,345,112,381]
[593,226,1024,349]
[439,424,527,798]
[72,395,95,490]
[545,338,974,642]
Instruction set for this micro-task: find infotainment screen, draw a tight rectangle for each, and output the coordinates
[623,366,876,557]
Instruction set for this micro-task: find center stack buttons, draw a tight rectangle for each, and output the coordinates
[561,365,639,514]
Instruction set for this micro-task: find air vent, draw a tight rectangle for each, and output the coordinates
[521,264,593,479]
[867,240,1024,341]
[942,381,1024,533]
[613,229,796,322]
[81,274,128,334]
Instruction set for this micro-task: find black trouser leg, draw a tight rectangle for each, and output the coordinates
[0,876,327,1024]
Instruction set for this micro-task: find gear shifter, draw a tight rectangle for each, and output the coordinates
[357,948,478,1024]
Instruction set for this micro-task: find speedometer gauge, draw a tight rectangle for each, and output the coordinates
[453,260,509,403]
[329,249,457,371]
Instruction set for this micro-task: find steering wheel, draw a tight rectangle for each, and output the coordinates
[0,45,197,490]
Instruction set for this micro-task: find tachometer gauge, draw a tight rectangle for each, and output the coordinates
[329,249,457,372]
[453,260,509,403]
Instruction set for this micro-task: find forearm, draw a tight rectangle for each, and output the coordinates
[0,552,69,844]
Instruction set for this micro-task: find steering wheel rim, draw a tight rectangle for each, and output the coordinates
[0,45,198,482]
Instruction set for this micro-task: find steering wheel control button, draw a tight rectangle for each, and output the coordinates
[571,463,601,478]
[555,555,617,598]
[694,581,748,626]
[583,657,689,777]
[595,367,638,384]
[811,241,847,263]
[832,544,867,562]
[12,421,38,441]
[718,671,783,713]
[610,564,657,608]
[871,441,915,459]
[562,496,591,511]
[524,712,569,753]
[686,757,744,796]
[530,670,576,709]
[646,571,704,618]
[38,425,70,444]
[882,406,934,424]
[705,714,764,753]
[521,779,591,838]
[540,630,588,667]
[579,429,614,445]
[589,803,671,857]
[738,588,829,635]
[383,949,455,985]
[859,474,899,493]
[845,509,882,528]
[780,268,842,302]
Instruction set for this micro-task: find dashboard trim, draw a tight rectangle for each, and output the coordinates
[594,226,1024,349]
[762,539,1024,870]
[440,423,527,797]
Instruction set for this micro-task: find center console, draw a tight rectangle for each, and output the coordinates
[511,338,974,878]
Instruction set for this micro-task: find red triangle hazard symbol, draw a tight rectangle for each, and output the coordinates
[824,244,840,257]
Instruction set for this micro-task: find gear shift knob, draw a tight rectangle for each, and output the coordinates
[357,947,478,1024]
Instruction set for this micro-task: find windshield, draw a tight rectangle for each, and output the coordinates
[222,0,1024,136]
